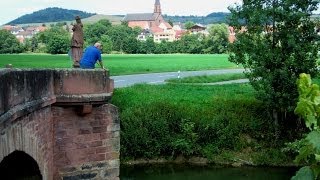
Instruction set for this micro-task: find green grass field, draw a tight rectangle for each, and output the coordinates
[166,73,247,83]
[0,54,239,75]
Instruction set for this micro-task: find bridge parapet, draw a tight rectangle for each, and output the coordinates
[0,69,114,123]
[0,68,119,180]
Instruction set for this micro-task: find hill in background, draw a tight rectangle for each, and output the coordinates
[7,7,96,25]
[6,7,231,26]
[82,14,124,25]
[164,12,230,25]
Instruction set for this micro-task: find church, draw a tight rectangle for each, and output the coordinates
[123,0,176,42]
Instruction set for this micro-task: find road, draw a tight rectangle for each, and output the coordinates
[111,69,246,88]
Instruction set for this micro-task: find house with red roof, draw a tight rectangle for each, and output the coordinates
[124,0,178,42]
[2,25,47,43]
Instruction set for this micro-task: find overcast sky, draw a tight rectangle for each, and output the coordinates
[0,0,242,25]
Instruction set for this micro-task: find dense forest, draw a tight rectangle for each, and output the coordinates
[164,12,230,24]
[7,7,96,25]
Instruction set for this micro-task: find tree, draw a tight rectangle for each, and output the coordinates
[30,36,38,52]
[84,23,108,44]
[38,26,70,54]
[46,33,70,54]
[184,21,195,30]
[98,19,112,27]
[100,35,113,54]
[203,23,229,54]
[177,34,203,54]
[138,37,156,54]
[106,25,139,53]
[168,19,174,27]
[0,30,23,54]
[228,0,319,128]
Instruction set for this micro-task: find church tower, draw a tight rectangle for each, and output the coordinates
[154,0,161,14]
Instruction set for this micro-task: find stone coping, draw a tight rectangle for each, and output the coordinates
[0,68,113,125]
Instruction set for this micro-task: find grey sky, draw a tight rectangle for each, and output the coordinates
[0,0,241,25]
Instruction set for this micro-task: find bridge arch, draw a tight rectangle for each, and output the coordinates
[0,150,42,179]
[0,106,53,179]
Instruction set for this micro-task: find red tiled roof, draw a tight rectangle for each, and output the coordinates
[3,25,13,31]
[150,26,163,33]
[163,22,172,29]
[37,26,47,32]
[175,30,186,38]
[128,21,149,29]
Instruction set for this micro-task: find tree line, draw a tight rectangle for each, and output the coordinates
[0,19,230,54]
[163,12,230,24]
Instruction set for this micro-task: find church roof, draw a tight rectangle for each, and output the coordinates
[123,13,156,21]
[155,0,160,5]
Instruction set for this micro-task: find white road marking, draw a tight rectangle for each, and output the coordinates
[158,75,175,78]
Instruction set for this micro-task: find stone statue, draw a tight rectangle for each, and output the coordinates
[71,16,84,68]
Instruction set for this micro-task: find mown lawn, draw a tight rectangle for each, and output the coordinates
[0,54,239,75]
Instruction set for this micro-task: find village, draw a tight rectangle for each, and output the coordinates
[2,0,236,45]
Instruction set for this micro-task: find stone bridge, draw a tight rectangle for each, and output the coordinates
[0,69,119,180]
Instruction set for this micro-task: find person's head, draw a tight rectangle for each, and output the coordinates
[75,16,81,23]
[94,42,102,51]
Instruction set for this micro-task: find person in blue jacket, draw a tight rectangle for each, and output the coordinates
[80,42,107,71]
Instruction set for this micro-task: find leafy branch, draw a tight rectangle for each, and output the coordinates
[292,73,320,180]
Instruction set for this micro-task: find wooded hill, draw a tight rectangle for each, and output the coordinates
[7,7,96,25]
[164,12,230,24]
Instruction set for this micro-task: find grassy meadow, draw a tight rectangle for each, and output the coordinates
[0,54,239,75]
[166,73,247,83]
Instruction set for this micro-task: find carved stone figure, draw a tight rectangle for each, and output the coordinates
[71,16,84,68]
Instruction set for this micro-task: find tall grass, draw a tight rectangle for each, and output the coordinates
[112,83,290,164]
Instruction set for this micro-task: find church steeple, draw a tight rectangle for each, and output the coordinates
[154,0,161,14]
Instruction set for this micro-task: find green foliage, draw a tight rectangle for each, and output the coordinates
[0,30,23,54]
[296,74,320,131]
[171,119,199,156]
[46,34,70,54]
[166,73,246,84]
[97,19,112,27]
[203,24,229,54]
[292,166,315,180]
[8,7,95,24]
[292,73,320,179]
[184,21,195,30]
[228,0,319,124]
[137,37,156,54]
[36,26,70,54]
[163,13,230,24]
[177,34,203,54]
[100,35,113,54]
[106,24,139,53]
[112,83,278,161]
[252,148,291,166]
[84,23,108,44]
